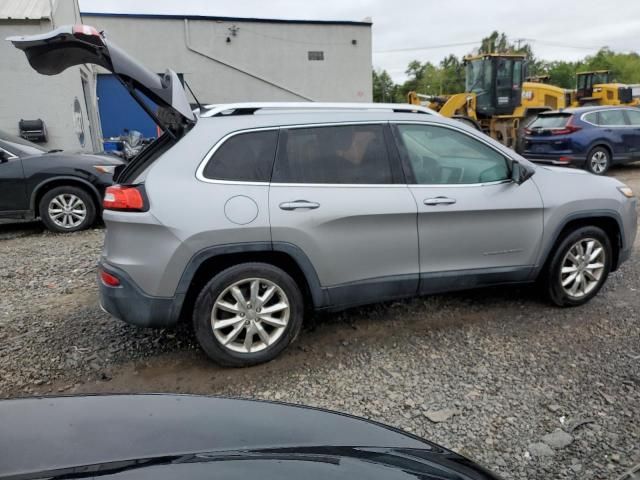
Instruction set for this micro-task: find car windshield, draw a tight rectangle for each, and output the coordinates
[0,129,46,156]
[528,114,571,129]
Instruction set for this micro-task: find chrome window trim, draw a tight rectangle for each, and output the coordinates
[580,108,639,127]
[196,119,518,188]
[0,147,18,160]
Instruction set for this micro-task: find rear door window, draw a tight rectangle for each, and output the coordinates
[203,130,278,182]
[528,114,570,129]
[272,124,394,184]
[624,109,640,126]
[597,109,628,126]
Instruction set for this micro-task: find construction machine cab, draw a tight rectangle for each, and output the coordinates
[576,70,611,101]
[464,54,526,117]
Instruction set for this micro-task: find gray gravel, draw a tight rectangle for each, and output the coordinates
[1,167,640,480]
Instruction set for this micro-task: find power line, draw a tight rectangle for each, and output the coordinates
[373,40,481,54]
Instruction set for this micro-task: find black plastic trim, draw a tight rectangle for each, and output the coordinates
[30,176,102,211]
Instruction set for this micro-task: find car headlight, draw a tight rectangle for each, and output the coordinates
[94,165,116,175]
[618,186,635,198]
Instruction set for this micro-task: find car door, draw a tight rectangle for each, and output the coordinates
[269,123,419,308]
[391,122,544,294]
[0,146,28,214]
[622,108,640,159]
[595,108,635,159]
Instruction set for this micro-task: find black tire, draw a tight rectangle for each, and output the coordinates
[585,146,611,175]
[39,185,97,233]
[545,226,612,307]
[193,262,304,367]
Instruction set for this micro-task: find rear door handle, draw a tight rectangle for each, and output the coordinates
[424,196,456,206]
[279,200,320,211]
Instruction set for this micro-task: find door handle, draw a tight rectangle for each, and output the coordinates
[424,196,456,206]
[279,200,320,211]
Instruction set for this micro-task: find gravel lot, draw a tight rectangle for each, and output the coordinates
[1,166,640,480]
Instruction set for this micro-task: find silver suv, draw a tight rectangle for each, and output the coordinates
[12,26,638,366]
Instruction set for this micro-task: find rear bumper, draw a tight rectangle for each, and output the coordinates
[98,262,184,328]
[523,154,585,167]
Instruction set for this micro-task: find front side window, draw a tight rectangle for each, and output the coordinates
[597,109,627,126]
[272,124,393,184]
[395,124,510,185]
[202,130,278,182]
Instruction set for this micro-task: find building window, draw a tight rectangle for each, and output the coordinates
[308,51,324,61]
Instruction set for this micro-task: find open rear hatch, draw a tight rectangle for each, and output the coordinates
[7,25,195,137]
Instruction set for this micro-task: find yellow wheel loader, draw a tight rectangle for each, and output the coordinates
[408,54,569,150]
[573,70,640,106]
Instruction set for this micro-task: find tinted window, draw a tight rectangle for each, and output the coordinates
[583,112,598,125]
[624,109,640,126]
[598,109,627,126]
[529,114,571,129]
[273,124,393,184]
[396,124,510,184]
[203,130,278,182]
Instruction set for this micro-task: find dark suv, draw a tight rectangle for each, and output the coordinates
[522,106,640,174]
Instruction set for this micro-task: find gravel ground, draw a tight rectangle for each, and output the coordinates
[1,166,640,480]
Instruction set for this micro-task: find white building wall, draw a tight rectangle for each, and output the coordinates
[0,0,100,151]
[82,15,373,105]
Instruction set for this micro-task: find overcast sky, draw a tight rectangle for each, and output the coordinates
[79,0,640,82]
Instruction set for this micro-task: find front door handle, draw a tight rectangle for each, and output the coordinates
[279,200,320,211]
[424,196,456,206]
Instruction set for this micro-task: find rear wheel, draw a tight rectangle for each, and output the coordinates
[193,263,304,367]
[585,147,611,175]
[39,186,96,233]
[545,226,612,307]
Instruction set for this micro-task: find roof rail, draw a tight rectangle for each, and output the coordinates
[199,102,437,118]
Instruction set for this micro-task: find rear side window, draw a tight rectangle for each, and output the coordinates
[598,109,627,126]
[202,130,278,182]
[583,112,598,124]
[272,124,393,184]
[529,114,570,129]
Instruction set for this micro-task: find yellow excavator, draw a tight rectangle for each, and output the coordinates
[408,53,569,149]
[572,70,640,106]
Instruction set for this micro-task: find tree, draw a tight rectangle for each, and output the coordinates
[372,69,396,103]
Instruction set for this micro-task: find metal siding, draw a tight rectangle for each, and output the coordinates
[0,0,52,20]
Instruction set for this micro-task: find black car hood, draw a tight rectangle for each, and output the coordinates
[0,395,501,480]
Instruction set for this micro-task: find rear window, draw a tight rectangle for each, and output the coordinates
[528,114,571,129]
[203,130,278,182]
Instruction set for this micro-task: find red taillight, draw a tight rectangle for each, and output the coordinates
[103,185,146,211]
[524,128,532,135]
[100,270,121,287]
[557,156,572,164]
[551,125,581,135]
[73,25,101,37]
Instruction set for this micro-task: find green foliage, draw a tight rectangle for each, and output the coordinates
[373,33,640,102]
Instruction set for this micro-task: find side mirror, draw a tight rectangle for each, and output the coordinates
[511,160,534,185]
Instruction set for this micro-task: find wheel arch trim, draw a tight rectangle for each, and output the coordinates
[30,176,102,212]
[174,241,328,309]
[535,209,625,276]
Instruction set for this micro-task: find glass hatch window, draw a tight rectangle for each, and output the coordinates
[528,114,571,129]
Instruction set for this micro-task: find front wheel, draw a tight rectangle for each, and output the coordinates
[585,147,611,175]
[545,226,612,307]
[193,263,304,367]
[39,186,96,233]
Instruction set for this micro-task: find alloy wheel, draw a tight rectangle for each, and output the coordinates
[559,238,606,299]
[211,278,290,353]
[589,151,608,174]
[48,193,87,229]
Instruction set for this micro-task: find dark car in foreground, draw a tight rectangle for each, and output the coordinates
[0,394,502,480]
[522,106,640,174]
[0,130,123,232]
